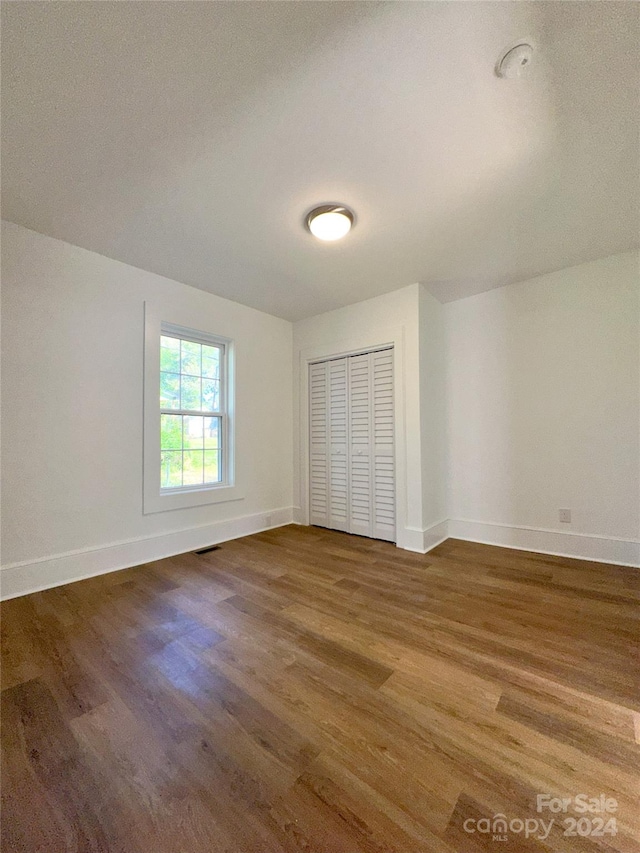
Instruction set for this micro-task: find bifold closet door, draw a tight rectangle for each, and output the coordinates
[327,357,348,531]
[370,348,395,541]
[348,349,395,542]
[309,348,395,542]
[309,357,348,531]
[309,361,329,527]
[347,353,372,538]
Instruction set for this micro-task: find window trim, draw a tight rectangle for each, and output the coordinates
[143,303,243,514]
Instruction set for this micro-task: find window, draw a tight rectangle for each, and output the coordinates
[143,303,242,514]
[160,331,225,490]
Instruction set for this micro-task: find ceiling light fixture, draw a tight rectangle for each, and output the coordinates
[306,205,354,241]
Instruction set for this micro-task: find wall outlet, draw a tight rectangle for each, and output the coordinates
[559,509,571,524]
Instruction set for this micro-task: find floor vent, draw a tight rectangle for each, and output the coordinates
[194,545,221,555]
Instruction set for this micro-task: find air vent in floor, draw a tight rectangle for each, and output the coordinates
[194,545,221,555]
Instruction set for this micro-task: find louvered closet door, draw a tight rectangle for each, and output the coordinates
[348,353,373,537]
[309,361,329,527]
[309,348,395,542]
[327,358,349,531]
[371,348,395,541]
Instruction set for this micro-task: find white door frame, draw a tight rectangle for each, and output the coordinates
[298,324,410,550]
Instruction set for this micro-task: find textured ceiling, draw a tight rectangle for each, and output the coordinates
[2,2,638,319]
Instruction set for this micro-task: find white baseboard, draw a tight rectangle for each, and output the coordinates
[398,526,426,552]
[447,518,640,568]
[5,510,635,600]
[0,506,295,600]
[399,518,639,565]
[401,520,449,555]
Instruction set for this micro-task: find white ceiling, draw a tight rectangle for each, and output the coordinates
[2,2,638,320]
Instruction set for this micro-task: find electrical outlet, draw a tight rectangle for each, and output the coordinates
[559,509,571,524]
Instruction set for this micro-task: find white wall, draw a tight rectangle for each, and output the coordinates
[445,252,640,565]
[1,222,294,597]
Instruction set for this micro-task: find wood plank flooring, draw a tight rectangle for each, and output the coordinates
[2,526,639,852]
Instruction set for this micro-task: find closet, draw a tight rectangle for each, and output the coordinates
[309,347,395,542]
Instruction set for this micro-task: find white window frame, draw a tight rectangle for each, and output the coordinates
[143,302,243,514]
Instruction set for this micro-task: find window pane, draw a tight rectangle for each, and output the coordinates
[160,372,180,409]
[157,331,227,497]
[183,450,204,485]
[181,340,201,376]
[183,415,204,449]
[202,379,220,411]
[161,451,182,488]
[204,417,220,448]
[181,376,201,411]
[202,345,220,379]
[161,414,182,449]
[161,336,180,372]
[204,450,220,483]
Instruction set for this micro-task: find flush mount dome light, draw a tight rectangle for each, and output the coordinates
[306,205,354,241]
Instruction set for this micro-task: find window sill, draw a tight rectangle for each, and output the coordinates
[143,483,245,515]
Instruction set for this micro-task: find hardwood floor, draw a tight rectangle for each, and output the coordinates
[2,526,639,852]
